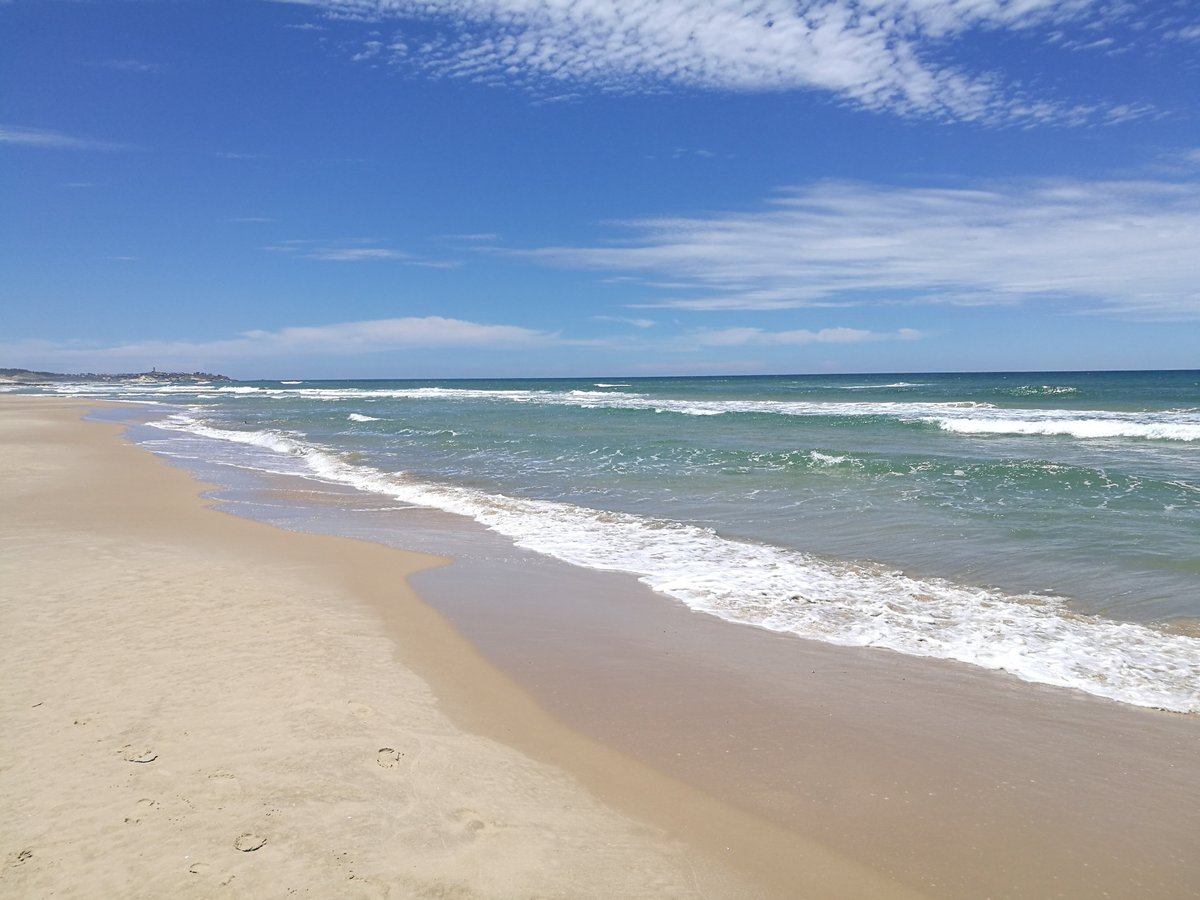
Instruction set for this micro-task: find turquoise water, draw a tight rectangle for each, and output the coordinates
[28,370,1200,712]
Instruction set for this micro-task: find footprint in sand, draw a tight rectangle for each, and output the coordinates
[376,748,403,768]
[347,700,377,719]
[122,748,158,764]
[449,808,490,835]
[124,798,158,825]
[234,833,266,852]
[187,861,234,887]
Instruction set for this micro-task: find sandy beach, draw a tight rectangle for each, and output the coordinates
[0,397,923,899]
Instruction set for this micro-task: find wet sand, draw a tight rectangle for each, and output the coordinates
[0,396,918,898]
[421,554,1200,898]
[189,429,1200,899]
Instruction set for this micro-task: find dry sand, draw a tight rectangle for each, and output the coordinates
[0,397,918,899]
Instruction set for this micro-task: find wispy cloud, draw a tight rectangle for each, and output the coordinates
[310,247,413,261]
[690,326,923,346]
[264,238,464,267]
[0,124,137,151]
[592,315,656,329]
[282,0,1154,123]
[440,232,499,242]
[513,177,1200,321]
[1166,24,1200,42]
[92,59,163,73]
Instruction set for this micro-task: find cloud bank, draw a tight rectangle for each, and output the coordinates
[2,316,558,373]
[4,314,930,375]
[283,0,1161,122]
[515,178,1200,320]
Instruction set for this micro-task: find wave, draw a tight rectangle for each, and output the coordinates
[148,414,1200,714]
[838,382,927,389]
[931,416,1200,441]
[347,413,381,422]
[41,381,1200,442]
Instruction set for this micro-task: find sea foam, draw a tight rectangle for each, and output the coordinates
[152,413,1200,714]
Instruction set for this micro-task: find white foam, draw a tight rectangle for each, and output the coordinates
[930,415,1200,441]
[1011,385,1079,396]
[347,413,381,422]
[31,378,1200,443]
[809,451,846,466]
[151,415,1200,714]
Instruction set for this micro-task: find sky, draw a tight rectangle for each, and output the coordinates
[2,0,1199,379]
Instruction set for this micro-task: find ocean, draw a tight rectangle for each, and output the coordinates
[25,370,1200,713]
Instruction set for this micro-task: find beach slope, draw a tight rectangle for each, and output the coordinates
[0,398,744,898]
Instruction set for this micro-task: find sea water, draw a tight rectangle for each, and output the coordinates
[34,371,1200,712]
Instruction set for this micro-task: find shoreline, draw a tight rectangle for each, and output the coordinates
[228,462,1200,898]
[115,398,1200,897]
[0,396,913,898]
[6,396,1200,898]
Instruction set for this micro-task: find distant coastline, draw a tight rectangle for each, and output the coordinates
[0,367,231,385]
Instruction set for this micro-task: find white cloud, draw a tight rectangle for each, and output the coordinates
[514,177,1200,320]
[0,124,136,151]
[1,316,559,373]
[284,0,1139,123]
[237,315,553,350]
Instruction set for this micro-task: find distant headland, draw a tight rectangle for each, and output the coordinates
[0,367,232,385]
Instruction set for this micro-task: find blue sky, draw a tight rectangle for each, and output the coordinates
[2,0,1198,378]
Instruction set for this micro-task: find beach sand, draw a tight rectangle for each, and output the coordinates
[190,418,1200,897]
[0,397,919,899]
